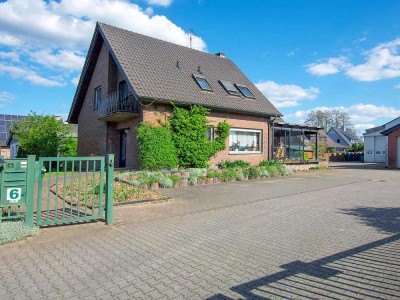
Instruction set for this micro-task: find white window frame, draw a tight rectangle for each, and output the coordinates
[229,128,262,154]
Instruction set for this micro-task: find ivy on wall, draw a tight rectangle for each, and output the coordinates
[169,105,230,168]
[137,105,230,169]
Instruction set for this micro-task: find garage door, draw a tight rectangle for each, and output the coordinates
[374,136,386,162]
[397,136,400,169]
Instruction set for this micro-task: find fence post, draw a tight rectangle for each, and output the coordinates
[105,154,114,225]
[25,155,36,228]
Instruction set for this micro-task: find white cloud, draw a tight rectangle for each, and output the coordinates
[306,38,400,81]
[286,103,400,132]
[306,56,350,76]
[346,38,400,81]
[71,75,80,85]
[255,80,319,108]
[287,51,295,57]
[0,32,21,47]
[0,0,206,87]
[0,91,14,107]
[0,51,19,61]
[29,50,85,71]
[0,64,65,87]
[354,37,367,43]
[145,0,173,7]
[395,83,400,89]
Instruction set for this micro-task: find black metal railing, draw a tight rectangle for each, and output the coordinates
[98,92,139,119]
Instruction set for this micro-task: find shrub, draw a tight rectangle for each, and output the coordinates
[236,171,245,181]
[259,160,281,167]
[218,169,237,182]
[187,168,205,177]
[219,160,250,169]
[189,176,198,186]
[248,167,261,180]
[137,122,178,170]
[0,221,39,245]
[265,166,279,177]
[282,165,294,176]
[169,175,181,186]
[158,176,174,188]
[260,169,269,178]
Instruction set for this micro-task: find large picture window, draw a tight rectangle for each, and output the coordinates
[229,128,262,153]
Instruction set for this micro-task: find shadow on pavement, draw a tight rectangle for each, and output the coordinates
[208,206,400,299]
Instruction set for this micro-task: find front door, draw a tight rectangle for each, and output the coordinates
[120,130,127,168]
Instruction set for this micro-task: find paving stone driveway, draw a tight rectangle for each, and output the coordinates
[1,163,400,299]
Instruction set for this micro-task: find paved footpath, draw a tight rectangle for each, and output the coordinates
[1,163,400,299]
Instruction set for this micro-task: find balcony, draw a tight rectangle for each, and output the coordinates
[98,92,139,122]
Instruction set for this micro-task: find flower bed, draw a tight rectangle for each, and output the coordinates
[116,163,295,190]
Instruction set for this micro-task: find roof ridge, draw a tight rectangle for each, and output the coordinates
[97,22,230,62]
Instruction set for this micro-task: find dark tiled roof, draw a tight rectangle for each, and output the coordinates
[329,127,362,145]
[0,114,26,147]
[68,23,281,123]
[381,123,400,135]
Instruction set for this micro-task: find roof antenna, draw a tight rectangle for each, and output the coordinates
[189,28,194,49]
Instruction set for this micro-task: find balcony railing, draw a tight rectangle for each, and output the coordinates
[98,92,139,121]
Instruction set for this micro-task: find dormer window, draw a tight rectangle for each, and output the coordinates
[193,75,213,91]
[236,84,254,98]
[219,80,240,96]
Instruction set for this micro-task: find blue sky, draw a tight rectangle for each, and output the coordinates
[0,0,399,133]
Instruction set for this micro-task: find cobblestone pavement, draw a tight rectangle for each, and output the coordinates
[1,163,400,299]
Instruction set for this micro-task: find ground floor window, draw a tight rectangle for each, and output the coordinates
[229,128,262,153]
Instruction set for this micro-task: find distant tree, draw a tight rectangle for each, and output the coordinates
[348,143,364,152]
[331,109,353,129]
[12,112,73,158]
[305,109,354,132]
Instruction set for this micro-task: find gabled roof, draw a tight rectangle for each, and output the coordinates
[68,22,281,123]
[381,123,400,135]
[328,127,362,145]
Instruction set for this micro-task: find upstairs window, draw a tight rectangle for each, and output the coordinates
[193,75,213,91]
[94,86,101,110]
[236,85,255,98]
[119,80,128,102]
[219,80,240,96]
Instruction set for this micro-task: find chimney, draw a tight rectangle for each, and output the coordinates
[215,52,226,58]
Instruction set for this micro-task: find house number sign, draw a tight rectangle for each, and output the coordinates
[6,188,22,203]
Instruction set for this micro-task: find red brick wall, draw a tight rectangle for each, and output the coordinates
[141,103,271,168]
[77,42,109,157]
[387,127,400,169]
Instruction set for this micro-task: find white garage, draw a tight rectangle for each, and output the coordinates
[364,117,400,164]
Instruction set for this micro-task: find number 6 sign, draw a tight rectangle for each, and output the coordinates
[6,188,22,203]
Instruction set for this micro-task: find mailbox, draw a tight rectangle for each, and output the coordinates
[0,159,28,206]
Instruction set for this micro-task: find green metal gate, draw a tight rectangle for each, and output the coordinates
[0,155,114,227]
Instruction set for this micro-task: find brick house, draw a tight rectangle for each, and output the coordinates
[381,122,400,169]
[68,23,290,169]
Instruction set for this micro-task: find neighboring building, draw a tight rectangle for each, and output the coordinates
[380,117,400,169]
[327,127,362,151]
[363,125,386,163]
[0,114,26,158]
[68,22,287,169]
[363,117,400,165]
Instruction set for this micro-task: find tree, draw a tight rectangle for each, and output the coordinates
[305,109,354,132]
[12,113,73,158]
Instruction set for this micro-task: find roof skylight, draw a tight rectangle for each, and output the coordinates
[219,80,240,96]
[236,85,255,98]
[193,75,213,91]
